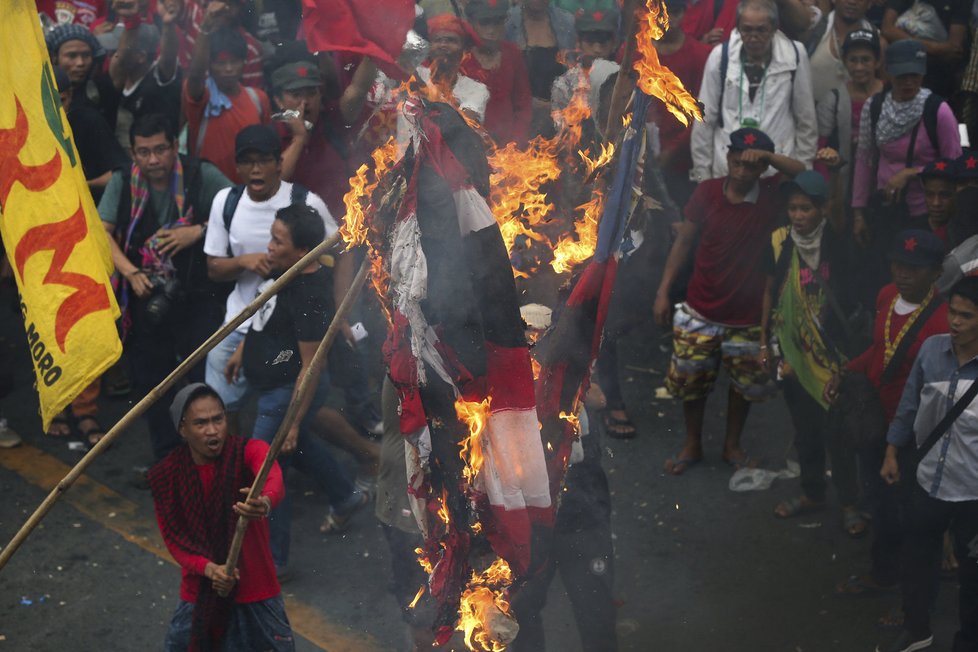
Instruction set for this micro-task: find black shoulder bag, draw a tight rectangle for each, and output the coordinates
[909,376,978,470]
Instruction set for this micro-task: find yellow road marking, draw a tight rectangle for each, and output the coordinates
[0,444,384,652]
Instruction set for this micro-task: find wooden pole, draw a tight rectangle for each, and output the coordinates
[604,0,645,142]
[0,230,346,572]
[219,258,370,590]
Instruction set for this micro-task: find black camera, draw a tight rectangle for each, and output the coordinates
[143,275,184,326]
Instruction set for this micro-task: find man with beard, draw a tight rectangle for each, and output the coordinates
[149,383,293,651]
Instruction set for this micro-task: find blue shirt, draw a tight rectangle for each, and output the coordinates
[886,334,978,501]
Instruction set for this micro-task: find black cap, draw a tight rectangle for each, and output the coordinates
[955,150,978,179]
[889,229,945,267]
[841,29,880,58]
[466,0,510,21]
[729,127,775,152]
[235,124,282,159]
[575,6,619,33]
[885,39,926,77]
[919,158,957,182]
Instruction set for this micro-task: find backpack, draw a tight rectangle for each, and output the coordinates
[220,182,309,256]
[717,37,800,129]
[868,89,943,159]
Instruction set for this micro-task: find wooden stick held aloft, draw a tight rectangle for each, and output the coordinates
[219,259,370,588]
[0,231,345,573]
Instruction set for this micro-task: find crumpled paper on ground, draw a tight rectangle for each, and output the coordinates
[728,460,801,492]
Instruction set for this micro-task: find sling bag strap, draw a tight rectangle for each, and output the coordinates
[912,372,978,467]
[879,295,944,385]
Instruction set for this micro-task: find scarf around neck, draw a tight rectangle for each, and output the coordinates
[790,220,826,270]
[863,88,933,150]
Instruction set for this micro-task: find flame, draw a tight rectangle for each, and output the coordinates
[531,357,541,381]
[415,546,434,575]
[457,558,516,652]
[558,411,580,432]
[579,142,616,177]
[456,397,492,485]
[408,584,426,610]
[436,487,452,527]
[633,0,702,127]
[550,191,605,274]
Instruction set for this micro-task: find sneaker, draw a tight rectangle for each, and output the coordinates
[0,419,21,449]
[876,629,934,652]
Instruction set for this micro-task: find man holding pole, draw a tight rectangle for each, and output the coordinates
[149,382,293,652]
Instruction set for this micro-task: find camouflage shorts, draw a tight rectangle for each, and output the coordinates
[665,304,776,402]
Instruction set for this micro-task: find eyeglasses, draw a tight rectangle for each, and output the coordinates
[739,24,773,38]
[235,156,278,168]
[133,144,172,158]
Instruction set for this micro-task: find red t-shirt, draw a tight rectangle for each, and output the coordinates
[847,283,949,422]
[650,36,712,175]
[681,0,738,42]
[183,81,270,183]
[684,176,782,326]
[158,439,285,605]
[460,42,533,147]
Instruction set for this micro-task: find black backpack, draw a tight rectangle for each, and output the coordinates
[220,182,309,256]
[868,89,943,157]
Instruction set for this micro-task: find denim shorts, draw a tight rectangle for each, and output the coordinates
[163,594,294,651]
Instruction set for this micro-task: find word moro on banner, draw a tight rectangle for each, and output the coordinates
[21,307,63,388]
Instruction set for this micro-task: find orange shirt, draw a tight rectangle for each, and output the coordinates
[183,81,270,183]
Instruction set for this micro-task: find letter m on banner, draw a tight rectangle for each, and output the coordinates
[0,0,122,430]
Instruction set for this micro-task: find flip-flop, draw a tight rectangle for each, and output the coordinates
[834,574,898,597]
[604,411,637,440]
[663,455,702,476]
[45,413,72,438]
[774,496,826,519]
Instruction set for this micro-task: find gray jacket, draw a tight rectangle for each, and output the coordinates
[815,84,853,198]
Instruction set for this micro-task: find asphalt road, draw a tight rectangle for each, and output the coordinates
[0,279,962,651]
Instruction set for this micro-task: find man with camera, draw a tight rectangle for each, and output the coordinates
[99,113,233,461]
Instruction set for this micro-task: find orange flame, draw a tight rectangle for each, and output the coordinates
[579,142,616,177]
[436,486,452,527]
[550,190,605,274]
[558,411,581,432]
[457,558,517,652]
[408,584,426,609]
[633,0,702,127]
[456,397,492,486]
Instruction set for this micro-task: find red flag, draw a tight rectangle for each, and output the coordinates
[301,0,416,79]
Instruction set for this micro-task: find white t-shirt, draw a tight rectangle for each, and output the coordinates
[204,181,338,332]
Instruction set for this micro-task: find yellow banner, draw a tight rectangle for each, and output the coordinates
[0,0,122,430]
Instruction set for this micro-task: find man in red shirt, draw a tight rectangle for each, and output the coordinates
[461,0,534,146]
[149,383,293,651]
[654,127,804,475]
[184,21,271,182]
[177,0,264,88]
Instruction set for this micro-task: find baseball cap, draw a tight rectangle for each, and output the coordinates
[888,229,945,267]
[235,124,282,159]
[271,61,323,93]
[841,29,880,58]
[782,170,828,202]
[955,150,978,179]
[575,6,619,34]
[885,39,927,77]
[466,0,510,22]
[919,158,957,181]
[170,383,224,430]
[728,127,775,152]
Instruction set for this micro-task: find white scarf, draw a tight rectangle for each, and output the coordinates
[790,220,826,270]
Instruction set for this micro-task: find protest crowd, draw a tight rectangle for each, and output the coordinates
[3,0,978,650]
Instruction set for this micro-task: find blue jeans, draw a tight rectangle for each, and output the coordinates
[205,330,250,412]
[253,379,359,568]
[163,595,294,651]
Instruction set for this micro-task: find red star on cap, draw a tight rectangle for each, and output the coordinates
[593,10,604,20]
[935,161,947,171]
[743,133,757,145]
[296,65,308,77]
[576,8,585,17]
[967,157,977,169]
[905,237,918,252]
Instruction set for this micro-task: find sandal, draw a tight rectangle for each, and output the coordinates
[320,491,367,535]
[75,415,108,449]
[604,409,637,439]
[663,454,702,476]
[842,506,868,539]
[46,412,72,438]
[834,574,898,597]
[774,496,826,519]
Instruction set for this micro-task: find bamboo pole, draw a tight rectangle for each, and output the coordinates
[219,258,370,591]
[0,230,346,572]
[604,0,644,142]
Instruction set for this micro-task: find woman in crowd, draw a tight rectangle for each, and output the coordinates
[760,171,864,536]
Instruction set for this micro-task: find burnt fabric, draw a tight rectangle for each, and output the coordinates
[148,436,248,652]
[382,101,550,642]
